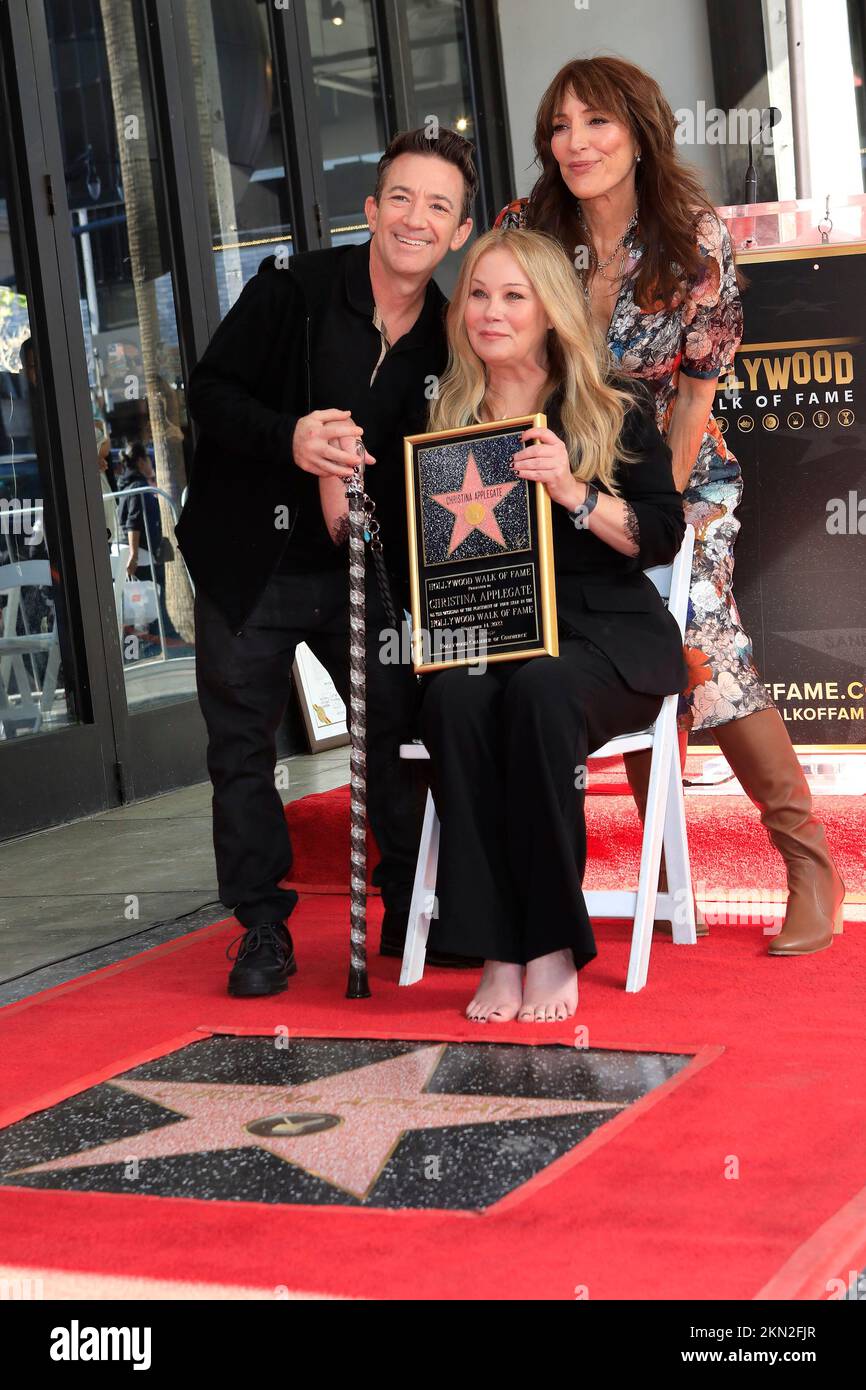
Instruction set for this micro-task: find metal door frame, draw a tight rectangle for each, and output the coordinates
[0,0,126,836]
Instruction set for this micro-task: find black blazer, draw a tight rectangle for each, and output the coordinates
[176,252,323,633]
[176,243,448,633]
[548,385,687,697]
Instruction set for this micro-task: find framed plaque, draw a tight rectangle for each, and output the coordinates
[404,415,558,673]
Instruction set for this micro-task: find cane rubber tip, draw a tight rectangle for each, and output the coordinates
[346,972,371,1000]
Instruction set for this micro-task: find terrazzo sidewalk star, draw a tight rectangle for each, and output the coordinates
[431,449,519,554]
[6,1041,633,1205]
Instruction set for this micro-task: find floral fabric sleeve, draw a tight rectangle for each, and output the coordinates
[680,215,743,380]
[493,197,529,230]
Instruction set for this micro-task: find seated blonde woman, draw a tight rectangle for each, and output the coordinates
[416,228,686,1022]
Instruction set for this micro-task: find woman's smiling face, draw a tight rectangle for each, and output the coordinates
[549,89,639,202]
[464,247,550,369]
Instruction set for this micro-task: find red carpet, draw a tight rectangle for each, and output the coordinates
[283,766,866,903]
[1,775,865,1301]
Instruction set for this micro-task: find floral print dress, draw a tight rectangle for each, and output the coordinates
[495,199,774,732]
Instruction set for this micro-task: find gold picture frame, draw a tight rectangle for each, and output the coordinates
[404,414,559,674]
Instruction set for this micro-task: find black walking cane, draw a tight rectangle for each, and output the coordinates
[345,439,371,999]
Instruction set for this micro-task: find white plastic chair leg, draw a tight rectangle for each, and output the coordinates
[626,695,676,993]
[662,741,697,944]
[399,790,440,985]
[39,640,61,717]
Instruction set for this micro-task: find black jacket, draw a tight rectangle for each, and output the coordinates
[176,241,447,632]
[116,464,163,556]
[548,387,687,697]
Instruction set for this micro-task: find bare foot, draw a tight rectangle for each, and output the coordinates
[518,949,579,1023]
[466,960,523,1023]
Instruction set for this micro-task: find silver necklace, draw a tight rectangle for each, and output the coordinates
[578,207,638,300]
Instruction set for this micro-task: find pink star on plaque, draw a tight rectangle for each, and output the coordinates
[432,450,519,555]
[11,1048,619,1202]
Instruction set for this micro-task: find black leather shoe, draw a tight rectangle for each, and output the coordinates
[226,922,297,997]
[379,909,482,969]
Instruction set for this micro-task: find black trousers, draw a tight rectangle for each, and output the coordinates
[195,569,424,929]
[419,639,663,969]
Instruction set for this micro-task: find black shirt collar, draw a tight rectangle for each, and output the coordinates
[344,237,446,345]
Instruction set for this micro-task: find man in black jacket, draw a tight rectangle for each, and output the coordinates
[176,128,476,997]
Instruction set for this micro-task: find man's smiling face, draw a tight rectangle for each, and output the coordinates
[365,152,472,279]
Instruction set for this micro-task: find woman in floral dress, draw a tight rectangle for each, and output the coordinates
[496,55,844,955]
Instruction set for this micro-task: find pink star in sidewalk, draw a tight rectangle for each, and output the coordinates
[11,1048,619,1202]
[432,450,519,555]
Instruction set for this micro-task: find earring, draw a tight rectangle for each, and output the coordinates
[635,152,642,163]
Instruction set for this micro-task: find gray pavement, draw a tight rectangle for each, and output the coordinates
[0,745,350,997]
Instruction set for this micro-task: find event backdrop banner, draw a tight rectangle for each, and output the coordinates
[712,243,866,746]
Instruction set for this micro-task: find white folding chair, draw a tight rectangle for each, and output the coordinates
[0,560,62,737]
[398,525,696,994]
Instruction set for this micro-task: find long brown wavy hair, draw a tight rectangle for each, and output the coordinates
[524,56,719,310]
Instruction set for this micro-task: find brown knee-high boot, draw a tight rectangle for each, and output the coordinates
[712,709,845,955]
[623,729,708,936]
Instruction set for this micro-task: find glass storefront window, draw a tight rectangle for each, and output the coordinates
[46,0,196,714]
[0,144,80,740]
[404,0,477,148]
[186,0,295,313]
[404,1,480,293]
[306,0,388,245]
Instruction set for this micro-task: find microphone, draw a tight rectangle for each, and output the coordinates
[744,107,782,204]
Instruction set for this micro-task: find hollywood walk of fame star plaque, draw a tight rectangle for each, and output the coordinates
[0,1037,692,1211]
[404,416,558,673]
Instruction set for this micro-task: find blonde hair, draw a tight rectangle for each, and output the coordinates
[429,228,633,492]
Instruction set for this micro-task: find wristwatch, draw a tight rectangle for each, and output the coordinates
[569,483,599,530]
